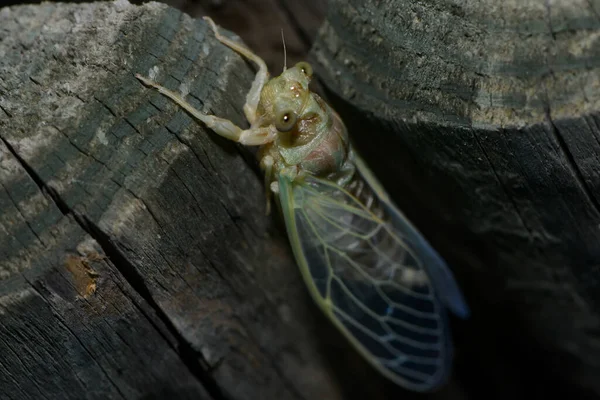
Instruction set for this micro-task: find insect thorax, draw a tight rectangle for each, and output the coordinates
[258,93,353,185]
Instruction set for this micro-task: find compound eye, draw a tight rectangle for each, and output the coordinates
[275,109,297,132]
[296,61,313,78]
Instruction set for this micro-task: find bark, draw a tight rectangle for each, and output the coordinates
[311,0,600,398]
[0,1,461,400]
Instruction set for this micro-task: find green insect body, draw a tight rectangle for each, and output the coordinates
[136,16,469,392]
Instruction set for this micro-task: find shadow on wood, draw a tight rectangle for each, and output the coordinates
[310,0,600,398]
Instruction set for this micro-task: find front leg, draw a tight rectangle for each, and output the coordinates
[135,74,276,145]
[203,17,268,126]
[260,155,275,215]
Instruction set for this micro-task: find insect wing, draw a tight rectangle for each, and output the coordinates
[278,172,462,391]
[352,154,470,319]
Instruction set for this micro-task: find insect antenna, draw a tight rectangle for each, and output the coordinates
[281,28,287,72]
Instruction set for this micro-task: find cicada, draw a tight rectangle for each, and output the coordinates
[136,16,469,392]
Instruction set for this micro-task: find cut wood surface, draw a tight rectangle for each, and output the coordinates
[0,1,464,400]
[311,0,600,398]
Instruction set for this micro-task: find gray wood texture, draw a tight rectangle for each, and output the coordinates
[0,2,326,399]
[311,0,600,397]
[0,1,461,400]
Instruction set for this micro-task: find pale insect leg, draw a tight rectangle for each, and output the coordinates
[335,160,356,187]
[135,74,275,146]
[203,16,268,126]
[260,155,274,215]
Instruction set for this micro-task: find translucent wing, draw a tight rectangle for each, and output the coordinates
[352,154,470,320]
[278,164,469,392]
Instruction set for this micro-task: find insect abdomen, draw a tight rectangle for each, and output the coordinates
[299,102,350,178]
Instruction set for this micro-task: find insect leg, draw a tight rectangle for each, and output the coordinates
[260,155,274,215]
[136,74,276,145]
[203,16,268,126]
[335,159,356,187]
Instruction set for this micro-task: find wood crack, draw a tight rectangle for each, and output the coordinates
[80,216,230,400]
[544,107,600,217]
[0,133,226,400]
[470,128,535,240]
[28,281,129,400]
[0,179,45,246]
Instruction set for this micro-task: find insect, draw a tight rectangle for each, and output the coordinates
[136,16,469,392]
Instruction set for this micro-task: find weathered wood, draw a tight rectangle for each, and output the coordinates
[0,1,466,399]
[311,0,600,397]
[0,116,212,400]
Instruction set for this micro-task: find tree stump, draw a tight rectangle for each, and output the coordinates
[0,1,464,399]
[311,0,600,398]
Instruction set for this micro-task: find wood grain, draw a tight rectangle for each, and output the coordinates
[0,2,328,399]
[0,2,454,399]
[311,0,600,397]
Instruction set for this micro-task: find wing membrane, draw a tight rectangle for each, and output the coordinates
[279,170,468,391]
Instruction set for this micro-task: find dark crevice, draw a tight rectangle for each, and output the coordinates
[0,136,72,217]
[276,0,314,50]
[0,135,229,400]
[164,124,211,174]
[198,142,219,176]
[124,117,143,136]
[0,181,45,246]
[28,76,42,86]
[544,108,600,217]
[0,104,14,118]
[146,98,164,114]
[94,96,118,118]
[74,94,87,104]
[80,217,230,400]
[469,128,535,240]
